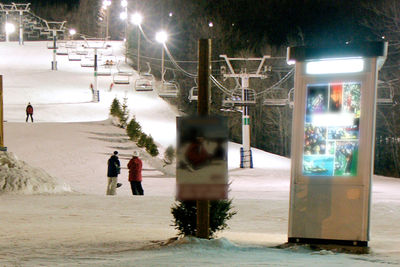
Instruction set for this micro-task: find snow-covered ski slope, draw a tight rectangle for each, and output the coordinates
[0,40,290,170]
[0,41,400,266]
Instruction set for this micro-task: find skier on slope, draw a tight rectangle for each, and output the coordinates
[26,102,34,123]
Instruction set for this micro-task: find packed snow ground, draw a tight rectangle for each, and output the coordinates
[0,41,400,266]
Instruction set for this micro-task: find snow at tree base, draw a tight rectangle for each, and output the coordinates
[0,41,399,266]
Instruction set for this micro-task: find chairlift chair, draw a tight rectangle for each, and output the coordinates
[65,41,76,48]
[56,47,68,55]
[222,88,256,106]
[377,80,394,105]
[68,53,81,61]
[188,87,198,102]
[263,88,294,108]
[139,72,154,80]
[97,66,112,76]
[80,58,95,67]
[159,81,179,98]
[113,73,130,84]
[135,78,153,91]
[46,41,58,49]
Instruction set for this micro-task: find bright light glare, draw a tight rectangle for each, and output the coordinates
[312,113,355,127]
[121,0,128,7]
[156,31,168,44]
[102,0,111,8]
[120,12,127,20]
[208,22,213,27]
[306,58,364,74]
[169,12,173,17]
[5,23,15,34]
[131,12,143,25]
[69,29,77,35]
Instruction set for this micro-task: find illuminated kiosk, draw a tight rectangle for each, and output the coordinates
[287,42,387,247]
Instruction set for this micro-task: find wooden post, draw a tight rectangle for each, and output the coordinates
[0,75,4,148]
[196,39,211,239]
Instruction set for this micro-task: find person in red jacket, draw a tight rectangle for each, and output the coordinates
[127,150,143,195]
[26,102,33,123]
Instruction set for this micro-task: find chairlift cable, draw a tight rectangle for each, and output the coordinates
[255,68,294,97]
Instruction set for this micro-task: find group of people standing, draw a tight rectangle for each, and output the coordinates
[106,150,144,196]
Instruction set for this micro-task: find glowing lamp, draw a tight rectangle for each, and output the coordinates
[5,23,15,34]
[306,58,364,74]
[131,12,143,25]
[156,30,168,44]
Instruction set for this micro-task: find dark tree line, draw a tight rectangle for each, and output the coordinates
[20,0,400,177]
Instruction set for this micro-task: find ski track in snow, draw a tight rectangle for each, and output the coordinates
[0,41,399,266]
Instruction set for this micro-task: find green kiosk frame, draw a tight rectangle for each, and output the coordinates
[287,42,387,247]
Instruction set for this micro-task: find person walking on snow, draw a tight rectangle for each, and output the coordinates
[26,102,33,122]
[107,151,121,195]
[127,151,143,195]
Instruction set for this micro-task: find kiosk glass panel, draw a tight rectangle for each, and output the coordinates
[303,82,361,177]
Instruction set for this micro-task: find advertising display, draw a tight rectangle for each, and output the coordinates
[287,41,387,247]
[303,82,360,177]
[176,116,228,200]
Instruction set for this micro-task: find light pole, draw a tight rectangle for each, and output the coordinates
[102,0,112,40]
[5,22,14,43]
[120,0,128,62]
[69,28,76,40]
[18,11,23,45]
[131,12,142,73]
[156,30,168,82]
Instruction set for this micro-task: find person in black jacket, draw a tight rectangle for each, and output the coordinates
[106,151,121,195]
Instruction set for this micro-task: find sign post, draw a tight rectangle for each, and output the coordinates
[287,42,387,247]
[176,39,229,239]
[0,75,5,150]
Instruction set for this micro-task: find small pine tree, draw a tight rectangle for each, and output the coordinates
[126,117,142,141]
[110,98,122,117]
[145,135,159,156]
[171,200,237,238]
[147,143,159,157]
[164,145,175,164]
[119,97,129,128]
[137,133,147,148]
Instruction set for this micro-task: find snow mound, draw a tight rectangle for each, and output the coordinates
[0,151,71,194]
[171,236,238,249]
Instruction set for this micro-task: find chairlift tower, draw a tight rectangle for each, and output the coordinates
[84,38,109,102]
[220,55,270,168]
[0,3,31,45]
[44,20,66,70]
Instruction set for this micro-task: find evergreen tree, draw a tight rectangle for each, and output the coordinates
[109,97,122,117]
[126,117,142,141]
[119,97,129,128]
[171,200,237,238]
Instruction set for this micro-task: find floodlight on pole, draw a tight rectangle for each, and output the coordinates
[131,12,143,25]
[5,23,15,43]
[131,12,143,73]
[120,12,127,20]
[102,0,112,39]
[156,30,168,44]
[5,23,15,34]
[156,30,168,82]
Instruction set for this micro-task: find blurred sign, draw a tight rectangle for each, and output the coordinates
[176,116,228,200]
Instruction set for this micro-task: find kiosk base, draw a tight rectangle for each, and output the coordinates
[288,237,368,247]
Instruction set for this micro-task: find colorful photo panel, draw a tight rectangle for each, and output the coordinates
[302,82,361,177]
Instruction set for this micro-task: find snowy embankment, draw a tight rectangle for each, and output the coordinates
[0,151,71,194]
